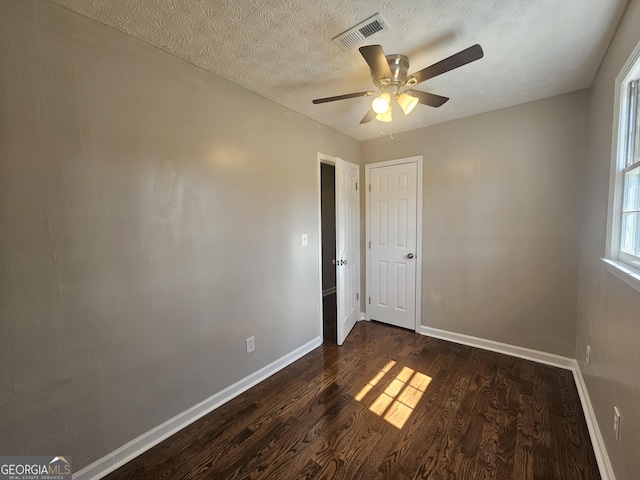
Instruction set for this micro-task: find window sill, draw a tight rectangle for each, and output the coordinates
[601,258,640,293]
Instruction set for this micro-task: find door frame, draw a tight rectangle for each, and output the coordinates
[317,152,361,344]
[365,155,423,332]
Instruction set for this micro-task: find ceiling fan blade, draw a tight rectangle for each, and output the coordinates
[312,91,375,104]
[359,45,393,81]
[406,44,484,85]
[360,108,377,124]
[406,90,449,108]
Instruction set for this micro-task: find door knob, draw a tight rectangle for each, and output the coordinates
[407,253,414,259]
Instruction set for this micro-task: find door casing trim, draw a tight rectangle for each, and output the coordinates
[317,153,338,342]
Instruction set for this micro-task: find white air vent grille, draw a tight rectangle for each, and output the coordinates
[333,13,390,51]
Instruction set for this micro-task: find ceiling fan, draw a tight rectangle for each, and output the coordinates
[312,44,484,124]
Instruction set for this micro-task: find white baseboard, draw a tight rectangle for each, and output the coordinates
[73,336,323,480]
[418,325,615,480]
[418,325,575,369]
[360,311,366,321]
[571,364,616,480]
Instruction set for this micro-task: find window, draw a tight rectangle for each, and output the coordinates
[620,80,640,268]
[606,43,640,291]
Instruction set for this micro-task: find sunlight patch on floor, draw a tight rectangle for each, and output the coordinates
[355,360,396,401]
[355,362,432,429]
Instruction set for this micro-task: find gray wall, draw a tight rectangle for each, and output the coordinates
[576,1,640,479]
[0,0,360,470]
[362,91,589,357]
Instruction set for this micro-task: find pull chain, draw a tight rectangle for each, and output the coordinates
[379,122,394,140]
[377,110,394,140]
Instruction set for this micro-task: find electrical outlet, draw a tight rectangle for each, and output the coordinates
[246,336,255,354]
[613,406,621,441]
[586,345,591,365]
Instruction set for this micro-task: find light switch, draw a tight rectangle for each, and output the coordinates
[301,233,308,246]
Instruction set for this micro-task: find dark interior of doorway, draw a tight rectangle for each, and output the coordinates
[321,162,337,344]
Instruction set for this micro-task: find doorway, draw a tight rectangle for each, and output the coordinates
[318,153,361,345]
[365,156,423,331]
[320,162,337,343]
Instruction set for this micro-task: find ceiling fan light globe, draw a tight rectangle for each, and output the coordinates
[398,92,419,115]
[375,109,393,123]
[372,92,391,114]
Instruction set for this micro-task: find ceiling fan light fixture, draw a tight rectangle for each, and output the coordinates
[375,108,393,123]
[372,92,391,114]
[397,92,419,115]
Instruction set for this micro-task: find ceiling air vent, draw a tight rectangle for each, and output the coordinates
[332,13,390,51]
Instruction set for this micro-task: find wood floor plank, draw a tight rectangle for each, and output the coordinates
[103,321,601,480]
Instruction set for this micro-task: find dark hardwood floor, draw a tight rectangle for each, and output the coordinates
[104,321,600,480]
[322,292,337,344]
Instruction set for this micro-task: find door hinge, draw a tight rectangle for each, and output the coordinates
[356,293,359,301]
[355,182,358,191]
[368,241,371,248]
[368,184,371,192]
[368,297,371,304]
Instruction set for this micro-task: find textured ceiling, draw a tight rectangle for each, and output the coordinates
[52,0,628,141]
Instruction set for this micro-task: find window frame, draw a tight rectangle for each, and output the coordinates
[619,162,640,268]
[604,41,640,292]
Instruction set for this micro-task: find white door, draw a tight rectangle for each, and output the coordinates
[336,158,360,345]
[369,161,418,330]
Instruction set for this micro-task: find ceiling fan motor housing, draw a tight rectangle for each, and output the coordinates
[374,54,410,89]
